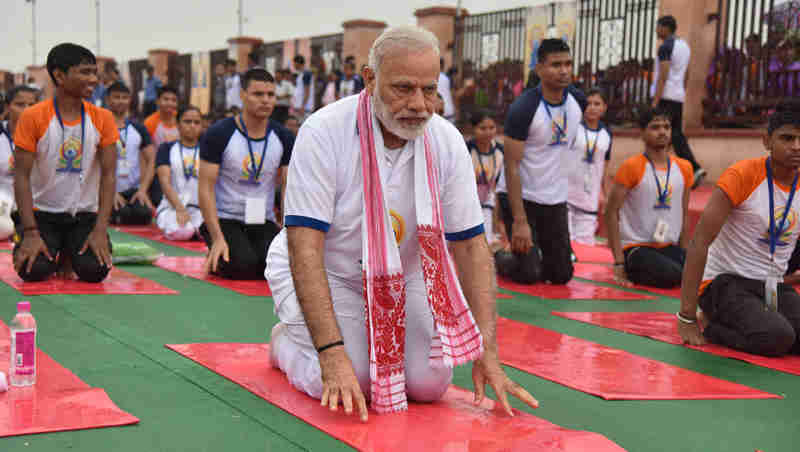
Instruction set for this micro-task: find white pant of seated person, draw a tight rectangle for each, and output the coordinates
[156,207,203,241]
[568,208,598,246]
[266,244,453,403]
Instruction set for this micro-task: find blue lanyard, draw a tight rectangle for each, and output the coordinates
[118,120,130,148]
[53,97,85,172]
[179,142,198,181]
[583,123,598,163]
[543,101,567,143]
[766,156,799,259]
[238,114,269,183]
[643,153,671,206]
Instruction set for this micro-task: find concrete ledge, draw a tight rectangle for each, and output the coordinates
[414,6,463,18]
[342,19,387,29]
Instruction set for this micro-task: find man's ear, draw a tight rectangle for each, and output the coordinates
[363,66,376,95]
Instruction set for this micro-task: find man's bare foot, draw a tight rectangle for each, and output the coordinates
[56,254,76,280]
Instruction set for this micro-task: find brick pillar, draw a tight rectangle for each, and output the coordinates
[342,19,388,72]
[95,56,118,74]
[658,0,718,129]
[148,49,177,85]
[227,37,265,73]
[26,65,52,99]
[415,6,463,71]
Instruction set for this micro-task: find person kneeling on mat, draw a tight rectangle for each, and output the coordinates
[679,103,800,357]
[0,86,38,240]
[155,106,204,241]
[13,43,116,282]
[265,26,538,422]
[605,107,692,288]
[198,68,294,280]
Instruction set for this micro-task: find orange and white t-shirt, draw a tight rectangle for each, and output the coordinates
[14,99,119,214]
[614,153,693,249]
[703,156,800,287]
[144,111,179,149]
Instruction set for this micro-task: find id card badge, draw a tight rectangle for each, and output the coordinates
[245,197,267,225]
[765,275,780,312]
[653,218,669,242]
[583,172,592,194]
[118,159,130,177]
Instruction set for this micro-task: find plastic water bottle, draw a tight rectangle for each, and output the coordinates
[9,301,37,387]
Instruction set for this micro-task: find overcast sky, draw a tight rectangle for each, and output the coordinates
[2,0,548,73]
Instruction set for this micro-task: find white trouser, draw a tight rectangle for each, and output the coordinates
[156,206,203,241]
[266,240,453,402]
[568,207,598,246]
[482,207,495,244]
[0,189,14,241]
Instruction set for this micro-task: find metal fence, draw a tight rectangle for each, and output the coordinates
[262,41,285,76]
[704,0,800,127]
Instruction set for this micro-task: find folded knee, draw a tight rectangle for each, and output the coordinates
[750,325,796,357]
[72,255,110,283]
[404,366,452,403]
[17,256,58,282]
[165,226,195,241]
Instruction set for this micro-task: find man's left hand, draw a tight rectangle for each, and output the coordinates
[472,351,539,416]
[131,190,154,210]
[80,226,112,268]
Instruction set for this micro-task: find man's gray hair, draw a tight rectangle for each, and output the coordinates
[367,26,440,72]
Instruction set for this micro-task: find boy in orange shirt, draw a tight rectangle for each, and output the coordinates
[13,43,118,282]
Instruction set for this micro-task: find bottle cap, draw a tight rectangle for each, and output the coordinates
[17,301,31,312]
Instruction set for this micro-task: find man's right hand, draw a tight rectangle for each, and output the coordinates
[677,320,707,346]
[318,345,368,422]
[13,232,53,275]
[176,208,190,227]
[204,236,230,274]
[113,193,127,211]
[510,219,533,255]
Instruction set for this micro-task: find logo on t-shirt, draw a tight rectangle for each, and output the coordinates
[57,136,83,173]
[239,154,263,185]
[116,140,127,160]
[759,207,797,247]
[654,174,674,209]
[7,154,14,175]
[390,209,405,245]
[183,155,198,178]
[550,112,568,146]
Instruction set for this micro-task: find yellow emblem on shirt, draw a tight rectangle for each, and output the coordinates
[390,209,405,245]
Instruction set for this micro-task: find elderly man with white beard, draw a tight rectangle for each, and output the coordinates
[265,26,538,421]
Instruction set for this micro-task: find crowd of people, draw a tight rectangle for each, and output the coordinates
[0,16,798,421]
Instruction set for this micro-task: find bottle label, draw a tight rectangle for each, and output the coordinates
[13,329,35,375]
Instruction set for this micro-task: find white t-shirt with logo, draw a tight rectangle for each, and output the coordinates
[651,36,691,103]
[567,122,612,213]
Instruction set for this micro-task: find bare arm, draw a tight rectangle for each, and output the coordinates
[13,150,37,231]
[96,144,118,229]
[157,165,185,211]
[678,177,691,249]
[653,61,670,105]
[450,234,497,355]
[503,137,533,254]
[604,181,630,264]
[137,144,156,193]
[302,85,311,110]
[198,160,223,242]
[277,165,288,225]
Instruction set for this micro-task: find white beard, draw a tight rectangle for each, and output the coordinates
[372,88,431,141]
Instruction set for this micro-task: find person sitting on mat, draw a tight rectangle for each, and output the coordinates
[155,106,204,241]
[106,82,157,225]
[605,107,692,288]
[12,43,117,282]
[0,86,38,239]
[466,110,504,248]
[265,26,538,422]
[679,103,800,357]
[198,68,294,280]
[495,39,586,285]
[566,88,612,246]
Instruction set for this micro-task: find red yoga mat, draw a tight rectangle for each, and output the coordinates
[0,321,139,437]
[497,277,655,301]
[571,242,613,264]
[115,225,207,253]
[0,254,177,296]
[497,317,779,400]
[166,342,626,452]
[154,256,271,296]
[552,311,800,377]
[0,240,12,251]
[572,263,682,298]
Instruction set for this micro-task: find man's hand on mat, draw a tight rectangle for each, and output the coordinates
[176,208,190,227]
[510,220,533,255]
[205,238,230,274]
[81,226,112,268]
[132,189,154,210]
[318,346,369,422]
[678,321,707,346]
[113,193,127,211]
[612,265,633,287]
[14,233,53,274]
[473,351,539,416]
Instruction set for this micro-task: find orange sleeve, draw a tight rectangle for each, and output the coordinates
[144,113,158,138]
[13,102,51,153]
[90,106,120,148]
[614,154,646,189]
[674,157,694,189]
[716,157,766,207]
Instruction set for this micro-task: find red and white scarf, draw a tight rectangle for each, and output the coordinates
[357,90,483,413]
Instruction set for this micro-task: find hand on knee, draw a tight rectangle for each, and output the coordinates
[72,254,111,283]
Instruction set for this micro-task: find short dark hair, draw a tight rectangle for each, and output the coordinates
[286,115,298,122]
[241,68,275,90]
[344,61,355,71]
[768,101,800,135]
[585,87,607,103]
[106,81,130,96]
[5,85,39,104]
[226,59,236,67]
[657,16,677,33]
[293,55,305,65]
[470,109,495,127]
[157,85,178,98]
[538,39,571,64]
[177,105,201,121]
[638,106,672,129]
[46,43,96,86]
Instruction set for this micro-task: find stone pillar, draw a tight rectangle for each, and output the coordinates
[342,19,388,72]
[148,49,177,85]
[26,65,52,99]
[658,0,719,130]
[415,6,462,71]
[227,37,265,72]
